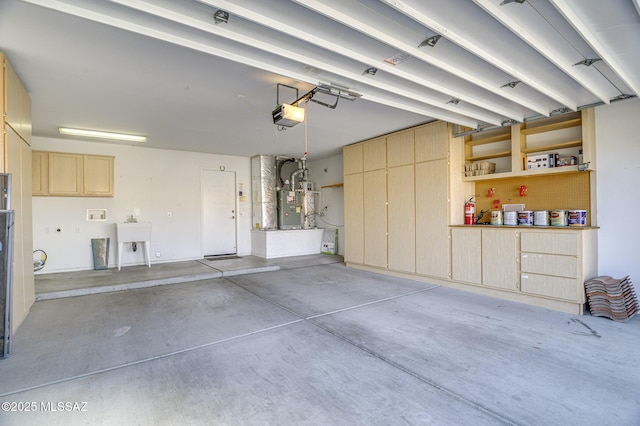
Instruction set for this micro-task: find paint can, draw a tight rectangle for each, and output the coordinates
[490,210,503,225]
[568,210,587,226]
[533,210,550,226]
[517,211,534,226]
[550,210,568,226]
[503,211,518,226]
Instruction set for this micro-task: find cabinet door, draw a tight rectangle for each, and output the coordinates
[32,151,49,195]
[344,173,364,264]
[388,165,415,273]
[482,229,518,290]
[363,137,386,171]
[4,58,21,135]
[343,144,363,175]
[415,159,449,278]
[415,121,448,162]
[451,228,481,284]
[387,130,414,167]
[49,152,83,195]
[84,155,114,196]
[363,169,387,268]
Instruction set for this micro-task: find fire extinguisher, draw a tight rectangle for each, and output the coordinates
[464,197,476,225]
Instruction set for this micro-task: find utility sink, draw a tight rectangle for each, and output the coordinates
[115,222,152,270]
[116,222,152,242]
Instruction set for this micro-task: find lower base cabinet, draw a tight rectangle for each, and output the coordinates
[450,226,597,312]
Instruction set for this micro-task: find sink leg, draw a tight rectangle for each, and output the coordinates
[144,241,151,268]
[118,242,123,271]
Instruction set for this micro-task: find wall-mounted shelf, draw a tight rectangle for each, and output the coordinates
[463,109,594,182]
[321,183,344,188]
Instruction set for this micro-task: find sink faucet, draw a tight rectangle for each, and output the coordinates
[126,215,137,223]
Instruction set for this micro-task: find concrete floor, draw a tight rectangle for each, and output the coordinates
[1,255,639,425]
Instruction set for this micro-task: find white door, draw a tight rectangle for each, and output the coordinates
[202,170,237,256]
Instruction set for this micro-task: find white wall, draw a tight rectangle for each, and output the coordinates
[32,137,252,272]
[308,154,345,255]
[595,98,640,283]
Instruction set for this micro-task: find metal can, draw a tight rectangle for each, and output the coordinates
[503,211,518,226]
[550,210,568,226]
[568,210,587,226]
[517,211,534,226]
[490,210,503,225]
[533,211,549,226]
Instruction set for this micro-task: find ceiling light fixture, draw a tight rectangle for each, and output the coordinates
[59,128,147,142]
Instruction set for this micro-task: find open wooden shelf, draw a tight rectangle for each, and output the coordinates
[466,151,511,162]
[521,117,582,135]
[321,183,344,188]
[466,133,510,147]
[463,164,589,181]
[521,139,582,154]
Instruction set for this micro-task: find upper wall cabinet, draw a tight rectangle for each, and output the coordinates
[415,121,448,162]
[3,54,32,145]
[33,151,115,197]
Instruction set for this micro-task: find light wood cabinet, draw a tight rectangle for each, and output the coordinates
[33,151,114,197]
[84,155,114,196]
[343,173,364,264]
[31,151,48,195]
[451,227,482,284]
[363,169,387,268]
[387,164,415,273]
[3,56,32,145]
[415,159,449,279]
[450,226,596,312]
[387,130,414,167]
[415,121,448,162]
[49,152,83,195]
[343,144,363,175]
[1,51,34,332]
[363,137,386,171]
[343,121,451,278]
[482,229,518,290]
[519,230,597,305]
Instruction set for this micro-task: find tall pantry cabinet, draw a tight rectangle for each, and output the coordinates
[343,121,451,279]
[2,52,35,333]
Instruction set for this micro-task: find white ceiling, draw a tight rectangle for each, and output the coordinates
[1,0,638,159]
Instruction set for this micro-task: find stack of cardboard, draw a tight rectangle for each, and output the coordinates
[584,276,638,321]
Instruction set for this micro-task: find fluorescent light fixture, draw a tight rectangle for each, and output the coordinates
[272,103,305,127]
[59,127,147,142]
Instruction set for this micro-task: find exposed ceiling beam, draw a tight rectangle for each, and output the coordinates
[22,0,482,128]
[550,0,640,98]
[380,0,583,111]
[289,0,551,116]
[473,0,617,104]
[114,0,503,125]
